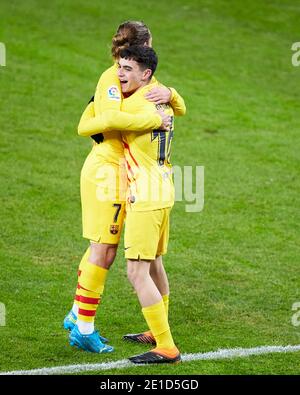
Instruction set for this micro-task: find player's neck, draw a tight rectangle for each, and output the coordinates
[123,80,150,98]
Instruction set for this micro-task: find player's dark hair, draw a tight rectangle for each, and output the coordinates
[112,21,151,59]
[119,45,158,78]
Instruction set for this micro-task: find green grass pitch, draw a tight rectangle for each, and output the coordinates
[0,0,300,375]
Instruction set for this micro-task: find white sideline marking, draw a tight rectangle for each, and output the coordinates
[1,344,300,375]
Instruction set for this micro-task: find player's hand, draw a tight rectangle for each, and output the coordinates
[157,109,171,131]
[145,86,172,104]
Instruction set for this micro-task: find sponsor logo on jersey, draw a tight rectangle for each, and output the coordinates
[110,225,119,235]
[107,86,121,101]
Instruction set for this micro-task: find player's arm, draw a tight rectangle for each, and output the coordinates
[94,66,122,115]
[78,107,162,137]
[145,86,186,116]
[77,100,95,136]
[78,65,163,136]
[169,87,186,116]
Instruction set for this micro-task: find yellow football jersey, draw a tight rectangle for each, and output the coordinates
[121,81,176,212]
[93,64,124,165]
[78,101,162,137]
[81,64,165,165]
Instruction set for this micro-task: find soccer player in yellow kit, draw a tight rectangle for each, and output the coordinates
[65,21,185,354]
[79,45,185,362]
[116,46,183,364]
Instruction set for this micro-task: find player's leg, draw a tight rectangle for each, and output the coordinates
[151,210,172,321]
[127,257,180,364]
[69,240,122,353]
[150,256,169,318]
[64,154,124,330]
[63,247,90,331]
[124,209,180,364]
[123,257,169,344]
[127,259,161,306]
[64,149,97,331]
[75,242,117,336]
[67,152,125,352]
[123,213,171,344]
[69,242,117,353]
[70,198,124,352]
[63,245,117,332]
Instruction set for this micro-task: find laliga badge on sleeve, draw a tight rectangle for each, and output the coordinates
[107,85,121,101]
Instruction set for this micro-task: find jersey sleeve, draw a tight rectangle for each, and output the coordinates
[78,108,162,137]
[169,87,186,116]
[78,65,162,136]
[94,65,122,115]
[77,101,96,137]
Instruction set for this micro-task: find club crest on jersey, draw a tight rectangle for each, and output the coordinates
[110,225,119,235]
[107,86,121,101]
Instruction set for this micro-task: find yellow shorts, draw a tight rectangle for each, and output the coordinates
[80,147,126,243]
[124,208,171,260]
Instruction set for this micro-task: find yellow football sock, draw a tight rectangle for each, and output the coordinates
[74,247,90,307]
[78,247,91,273]
[142,299,175,350]
[143,294,169,337]
[162,294,169,319]
[78,263,108,323]
[78,287,100,323]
